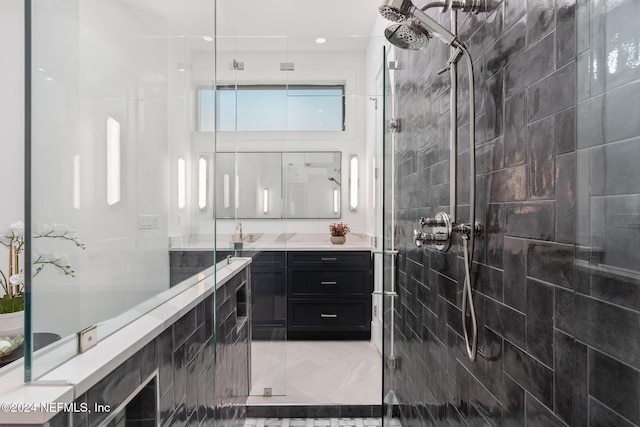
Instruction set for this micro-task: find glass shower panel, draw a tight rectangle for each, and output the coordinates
[28,0,215,380]
[380,46,399,424]
[575,0,640,425]
[213,15,289,395]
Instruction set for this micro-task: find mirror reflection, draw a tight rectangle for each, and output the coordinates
[215,152,341,219]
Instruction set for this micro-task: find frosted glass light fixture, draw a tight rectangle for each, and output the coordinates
[333,188,339,214]
[73,155,81,210]
[263,188,269,214]
[106,116,121,206]
[198,157,208,210]
[349,155,359,211]
[223,174,230,208]
[178,158,186,209]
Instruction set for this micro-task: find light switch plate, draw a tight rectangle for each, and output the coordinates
[138,215,160,229]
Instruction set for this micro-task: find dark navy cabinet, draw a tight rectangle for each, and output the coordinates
[170,249,373,340]
[287,251,372,339]
[246,251,287,340]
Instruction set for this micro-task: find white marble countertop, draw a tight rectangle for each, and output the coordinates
[0,258,251,424]
[170,232,374,251]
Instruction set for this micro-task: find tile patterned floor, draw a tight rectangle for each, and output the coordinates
[244,418,401,427]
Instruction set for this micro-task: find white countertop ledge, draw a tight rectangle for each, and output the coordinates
[0,257,251,424]
[170,232,374,251]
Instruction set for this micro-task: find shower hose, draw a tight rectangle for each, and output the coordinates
[460,45,477,362]
[462,234,477,361]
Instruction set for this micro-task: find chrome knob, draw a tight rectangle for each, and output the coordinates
[413,229,424,248]
[420,217,447,227]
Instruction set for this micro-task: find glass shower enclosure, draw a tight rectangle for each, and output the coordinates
[26,0,216,380]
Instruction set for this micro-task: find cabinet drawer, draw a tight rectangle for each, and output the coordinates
[288,301,368,329]
[290,270,368,297]
[287,251,370,267]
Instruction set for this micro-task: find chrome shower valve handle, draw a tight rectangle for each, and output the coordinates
[413,230,448,247]
[414,211,453,251]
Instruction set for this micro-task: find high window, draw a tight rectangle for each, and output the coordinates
[198,85,345,132]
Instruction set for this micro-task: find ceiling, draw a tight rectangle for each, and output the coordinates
[134,0,382,53]
[217,0,379,37]
[217,0,382,52]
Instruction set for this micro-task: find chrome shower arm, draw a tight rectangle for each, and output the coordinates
[410,7,458,46]
[422,0,487,13]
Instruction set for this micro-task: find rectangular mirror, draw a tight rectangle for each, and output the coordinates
[214,151,341,219]
[283,152,341,218]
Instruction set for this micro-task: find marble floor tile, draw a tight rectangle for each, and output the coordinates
[248,341,382,405]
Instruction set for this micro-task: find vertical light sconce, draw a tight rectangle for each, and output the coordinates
[350,155,359,211]
[106,116,121,206]
[178,158,186,209]
[263,188,269,214]
[333,188,339,214]
[73,154,81,210]
[223,174,230,208]
[198,157,208,210]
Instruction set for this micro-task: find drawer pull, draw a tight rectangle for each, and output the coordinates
[321,257,338,262]
[321,313,338,318]
[320,281,338,285]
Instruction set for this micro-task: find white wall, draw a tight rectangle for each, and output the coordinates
[28,1,173,338]
[0,0,24,257]
[185,48,374,238]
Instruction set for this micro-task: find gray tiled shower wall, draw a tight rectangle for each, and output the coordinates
[48,268,250,427]
[391,0,640,426]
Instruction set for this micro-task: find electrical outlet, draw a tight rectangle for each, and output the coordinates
[138,215,160,229]
[263,388,272,397]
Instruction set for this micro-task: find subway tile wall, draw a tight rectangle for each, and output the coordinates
[48,268,250,427]
[391,0,640,425]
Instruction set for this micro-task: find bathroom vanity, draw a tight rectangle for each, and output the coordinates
[169,233,374,340]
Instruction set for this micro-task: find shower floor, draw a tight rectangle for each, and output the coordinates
[248,340,382,406]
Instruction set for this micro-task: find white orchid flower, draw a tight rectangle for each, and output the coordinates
[9,221,24,238]
[33,222,53,236]
[52,223,68,235]
[9,273,23,286]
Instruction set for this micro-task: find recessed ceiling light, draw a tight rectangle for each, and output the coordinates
[315,38,326,44]
[202,36,213,42]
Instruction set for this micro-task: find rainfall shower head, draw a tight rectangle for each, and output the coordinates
[379,0,459,48]
[384,21,430,50]
[378,0,414,22]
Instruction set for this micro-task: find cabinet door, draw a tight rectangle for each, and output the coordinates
[251,261,287,340]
